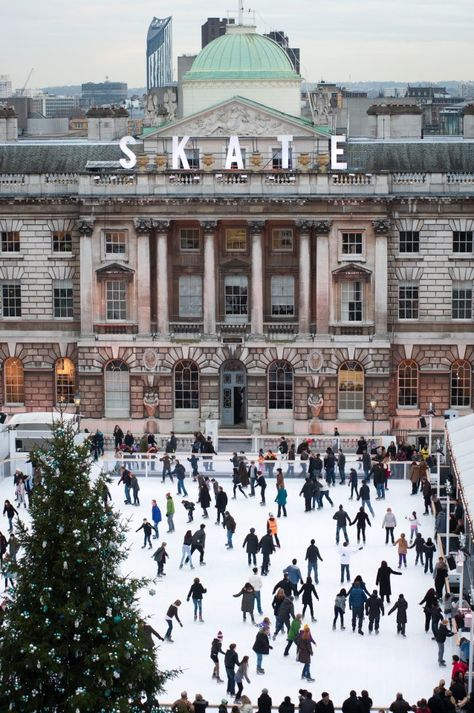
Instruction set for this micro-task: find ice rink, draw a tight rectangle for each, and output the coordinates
[2,465,453,706]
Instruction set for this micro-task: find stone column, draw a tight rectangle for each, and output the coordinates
[77,218,95,335]
[373,220,390,335]
[155,221,170,336]
[134,218,152,335]
[249,221,265,336]
[297,220,312,337]
[202,221,218,336]
[314,220,332,335]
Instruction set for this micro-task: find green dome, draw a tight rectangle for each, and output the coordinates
[184,26,299,81]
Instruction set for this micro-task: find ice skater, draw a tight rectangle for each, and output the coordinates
[136,518,153,549]
[210,631,225,682]
[164,600,183,642]
[187,576,207,622]
[388,593,408,636]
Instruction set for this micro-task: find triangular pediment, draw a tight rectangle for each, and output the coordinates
[222,257,249,270]
[333,263,372,278]
[143,96,328,143]
[96,262,135,279]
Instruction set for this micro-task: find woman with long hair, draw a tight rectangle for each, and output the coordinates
[296,624,315,682]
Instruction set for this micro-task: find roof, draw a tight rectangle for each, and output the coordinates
[7,412,75,427]
[0,142,141,174]
[184,25,299,82]
[346,140,474,172]
[446,414,474,527]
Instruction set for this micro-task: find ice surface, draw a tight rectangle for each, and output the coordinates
[2,468,452,707]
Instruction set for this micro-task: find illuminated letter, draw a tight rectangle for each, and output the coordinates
[119,135,137,170]
[330,134,347,170]
[277,135,293,169]
[172,135,190,170]
[225,136,244,170]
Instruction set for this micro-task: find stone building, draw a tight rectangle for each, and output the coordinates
[0,23,473,438]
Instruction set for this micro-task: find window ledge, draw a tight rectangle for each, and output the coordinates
[338,256,366,262]
[0,253,24,259]
[395,255,423,260]
[448,255,474,260]
[48,254,74,260]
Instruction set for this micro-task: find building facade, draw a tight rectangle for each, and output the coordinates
[201,17,235,48]
[0,26,473,438]
[81,82,128,108]
[146,17,173,92]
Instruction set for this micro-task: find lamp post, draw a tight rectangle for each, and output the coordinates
[370,399,377,438]
[74,392,81,431]
[445,479,452,558]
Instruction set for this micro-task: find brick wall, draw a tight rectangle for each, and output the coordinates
[130,375,144,418]
[80,374,103,418]
[158,375,172,419]
[24,370,54,410]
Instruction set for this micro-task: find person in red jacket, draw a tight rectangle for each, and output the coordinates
[452,654,468,680]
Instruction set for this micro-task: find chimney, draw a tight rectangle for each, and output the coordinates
[0,106,18,141]
[86,106,129,141]
[462,105,474,139]
[367,104,423,139]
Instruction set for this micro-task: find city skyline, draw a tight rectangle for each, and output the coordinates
[3,0,473,89]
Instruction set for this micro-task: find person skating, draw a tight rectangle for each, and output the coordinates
[297,624,316,682]
[164,599,183,642]
[259,530,275,576]
[394,533,409,568]
[191,524,206,565]
[300,478,314,513]
[333,505,351,545]
[233,582,256,623]
[423,537,436,573]
[166,493,175,532]
[407,511,421,542]
[180,530,194,570]
[272,572,293,598]
[388,593,408,636]
[152,541,168,577]
[160,454,174,483]
[275,485,288,518]
[174,460,188,497]
[284,559,304,598]
[332,588,347,630]
[232,469,247,500]
[216,487,228,527]
[350,507,371,544]
[151,499,162,539]
[224,643,239,696]
[284,613,302,655]
[117,467,132,505]
[267,513,280,548]
[211,631,225,682]
[256,472,267,506]
[375,560,402,604]
[136,518,153,549]
[299,577,319,622]
[249,567,264,616]
[408,532,425,566]
[139,618,164,653]
[273,594,295,638]
[422,478,433,515]
[130,472,140,506]
[252,627,272,674]
[243,528,259,567]
[365,589,384,634]
[434,556,449,598]
[348,580,367,634]
[224,512,237,549]
[348,469,359,500]
[357,480,375,517]
[198,484,211,519]
[182,499,195,522]
[435,618,455,666]
[338,449,346,485]
[339,542,363,583]
[234,656,251,702]
[319,479,334,508]
[187,576,207,622]
[305,539,323,584]
[381,507,397,544]
[371,461,386,500]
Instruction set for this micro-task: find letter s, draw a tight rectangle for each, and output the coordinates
[119,135,137,170]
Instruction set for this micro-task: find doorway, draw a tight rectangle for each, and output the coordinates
[220,360,246,427]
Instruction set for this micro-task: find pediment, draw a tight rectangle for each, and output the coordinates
[144,96,326,142]
[96,262,135,280]
[332,263,372,280]
[222,257,249,270]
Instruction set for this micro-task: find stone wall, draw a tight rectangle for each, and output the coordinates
[130,375,145,418]
[79,374,103,418]
[24,370,54,410]
[247,374,266,428]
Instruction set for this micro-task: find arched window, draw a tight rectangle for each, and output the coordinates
[104,360,130,418]
[174,360,199,409]
[397,360,418,407]
[451,360,471,408]
[268,361,294,410]
[338,361,364,413]
[55,358,76,404]
[4,357,24,404]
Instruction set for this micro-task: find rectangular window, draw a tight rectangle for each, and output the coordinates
[341,281,362,321]
[53,280,74,319]
[453,231,473,253]
[1,282,21,317]
[452,284,473,320]
[342,232,363,255]
[178,276,202,318]
[52,231,72,253]
[1,231,20,253]
[104,230,127,255]
[271,276,295,316]
[398,284,419,320]
[224,275,248,320]
[179,228,200,251]
[399,230,420,253]
[225,228,247,252]
[272,148,293,170]
[272,228,293,251]
[106,281,127,321]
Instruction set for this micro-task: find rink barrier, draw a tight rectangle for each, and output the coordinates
[157,705,387,711]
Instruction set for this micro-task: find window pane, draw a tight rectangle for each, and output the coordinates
[225,228,247,252]
[338,362,364,411]
[268,361,293,410]
[225,276,248,317]
[52,231,72,253]
[453,231,473,253]
[452,286,472,320]
[341,281,362,321]
[104,231,126,254]
[4,357,24,403]
[1,231,20,253]
[272,229,293,251]
[398,285,419,320]
[342,232,363,255]
[179,276,202,317]
[106,281,126,320]
[399,231,420,253]
[55,358,75,404]
[105,361,130,417]
[398,360,418,407]
[272,149,293,170]
[271,276,294,316]
[179,229,200,251]
[175,360,199,409]
[53,280,73,318]
[2,283,21,317]
[451,361,471,407]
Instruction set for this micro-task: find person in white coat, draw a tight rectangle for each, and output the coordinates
[381,508,397,544]
[338,542,363,583]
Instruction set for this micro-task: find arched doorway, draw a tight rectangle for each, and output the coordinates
[220,360,246,427]
[104,360,130,418]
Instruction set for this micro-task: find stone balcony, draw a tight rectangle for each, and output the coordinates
[94,323,139,335]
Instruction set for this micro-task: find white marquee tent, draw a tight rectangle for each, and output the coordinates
[446,413,474,529]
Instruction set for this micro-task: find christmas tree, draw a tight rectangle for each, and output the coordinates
[0,419,176,712]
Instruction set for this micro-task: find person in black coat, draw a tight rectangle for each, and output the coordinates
[358,691,372,713]
[243,528,259,567]
[279,697,296,713]
[191,524,206,565]
[253,629,272,673]
[272,573,293,597]
[365,590,384,634]
[388,593,408,636]
[259,532,275,576]
[298,577,319,622]
[419,587,438,632]
[224,643,239,695]
[215,487,228,527]
[187,577,207,622]
[423,537,436,573]
[300,479,314,513]
[375,560,402,604]
[136,518,153,549]
[408,533,425,566]
[342,691,362,713]
[198,485,211,519]
[258,689,273,713]
[315,693,335,713]
[350,507,371,544]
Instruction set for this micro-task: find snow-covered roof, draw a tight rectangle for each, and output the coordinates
[446,413,474,526]
[7,412,75,427]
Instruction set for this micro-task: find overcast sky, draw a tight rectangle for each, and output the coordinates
[4,0,473,89]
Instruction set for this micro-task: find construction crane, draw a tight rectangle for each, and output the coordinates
[19,68,34,96]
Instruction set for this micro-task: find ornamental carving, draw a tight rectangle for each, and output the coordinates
[76,218,94,236]
[248,221,265,235]
[178,105,289,137]
[142,349,159,371]
[307,349,324,372]
[372,219,391,234]
[314,220,331,235]
[296,220,312,234]
[134,218,154,234]
[154,220,169,234]
[201,221,218,233]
